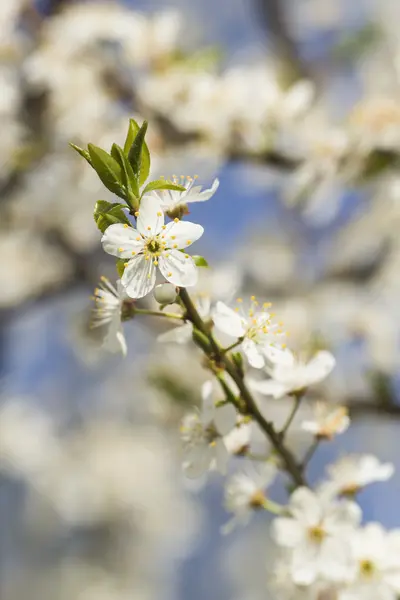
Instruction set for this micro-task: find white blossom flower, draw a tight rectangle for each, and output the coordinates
[181,381,236,478]
[321,455,394,497]
[212,297,289,369]
[101,195,204,298]
[223,463,277,532]
[91,277,128,356]
[150,175,219,215]
[249,349,335,398]
[301,403,350,440]
[338,523,400,600]
[157,294,210,344]
[272,487,361,586]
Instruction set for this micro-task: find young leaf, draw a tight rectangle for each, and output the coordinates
[128,120,148,181]
[93,200,131,233]
[124,119,151,186]
[116,258,126,278]
[88,144,125,198]
[111,143,139,202]
[69,143,92,166]
[192,255,209,268]
[141,179,186,196]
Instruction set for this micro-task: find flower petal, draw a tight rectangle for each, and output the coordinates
[212,301,246,338]
[214,439,229,474]
[249,378,288,399]
[165,220,204,249]
[215,404,236,435]
[101,223,144,258]
[271,517,303,548]
[242,339,265,369]
[305,351,336,385]
[121,255,156,299]
[184,444,213,478]
[289,487,322,525]
[137,195,164,236]
[159,249,198,287]
[186,178,220,203]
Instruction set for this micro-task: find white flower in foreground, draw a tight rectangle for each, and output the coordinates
[181,381,236,478]
[321,454,394,497]
[250,350,335,398]
[338,523,400,600]
[223,463,277,532]
[272,487,361,586]
[157,294,210,344]
[301,403,350,440]
[212,297,289,369]
[101,195,204,298]
[151,175,219,215]
[90,277,128,356]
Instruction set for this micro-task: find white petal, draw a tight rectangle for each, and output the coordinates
[242,339,265,369]
[325,500,362,531]
[215,404,236,436]
[271,517,304,548]
[102,315,127,357]
[290,542,319,586]
[165,221,204,249]
[186,178,220,203]
[159,249,198,287]
[137,195,164,236]
[212,301,246,338]
[249,378,288,399]
[101,223,144,258]
[122,255,156,299]
[214,439,229,474]
[157,323,192,344]
[284,80,315,118]
[201,381,215,425]
[289,488,322,525]
[184,444,213,478]
[263,345,293,366]
[319,537,353,582]
[305,351,336,384]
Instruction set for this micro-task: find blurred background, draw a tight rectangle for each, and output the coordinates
[1,0,400,598]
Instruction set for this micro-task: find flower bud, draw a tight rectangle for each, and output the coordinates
[153,283,178,305]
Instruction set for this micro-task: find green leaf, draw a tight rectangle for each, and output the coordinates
[128,120,149,182]
[116,258,126,278]
[93,200,131,233]
[141,179,186,196]
[111,143,139,204]
[69,143,92,166]
[192,255,209,268]
[88,144,125,198]
[124,119,151,186]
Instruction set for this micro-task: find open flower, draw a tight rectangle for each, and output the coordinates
[320,455,394,498]
[212,297,289,368]
[90,276,128,356]
[181,381,236,478]
[301,403,350,440]
[150,175,219,216]
[272,487,361,586]
[338,523,400,600]
[101,195,204,298]
[223,463,277,532]
[250,350,335,398]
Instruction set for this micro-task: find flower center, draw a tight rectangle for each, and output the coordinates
[146,238,162,254]
[249,489,266,509]
[308,525,326,543]
[205,423,219,444]
[360,559,376,578]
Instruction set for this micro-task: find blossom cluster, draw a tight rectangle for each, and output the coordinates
[79,120,399,600]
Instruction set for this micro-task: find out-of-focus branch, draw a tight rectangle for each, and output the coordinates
[253,0,311,82]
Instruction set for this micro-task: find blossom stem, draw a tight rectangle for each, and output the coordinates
[302,438,320,469]
[222,338,244,354]
[131,308,185,321]
[179,288,306,487]
[280,392,304,439]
